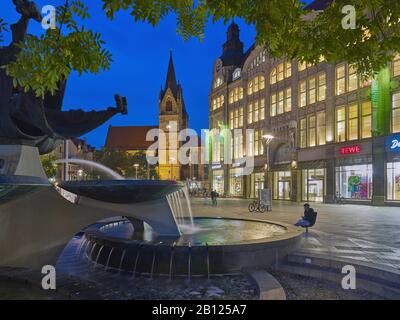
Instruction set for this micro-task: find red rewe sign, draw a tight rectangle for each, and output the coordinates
[340,145,361,155]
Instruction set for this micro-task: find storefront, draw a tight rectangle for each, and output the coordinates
[212,169,224,195]
[250,171,265,198]
[386,134,400,202]
[229,168,244,197]
[273,171,291,200]
[301,168,326,202]
[336,164,373,200]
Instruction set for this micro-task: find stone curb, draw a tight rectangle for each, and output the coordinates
[244,269,286,300]
[277,253,400,300]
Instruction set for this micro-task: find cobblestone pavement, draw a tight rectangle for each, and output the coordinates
[191,199,400,270]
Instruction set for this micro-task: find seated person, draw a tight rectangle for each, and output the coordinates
[295,203,315,227]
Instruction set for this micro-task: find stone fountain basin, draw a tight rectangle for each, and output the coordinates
[58,180,183,204]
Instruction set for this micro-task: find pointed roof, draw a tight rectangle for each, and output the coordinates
[164,51,178,98]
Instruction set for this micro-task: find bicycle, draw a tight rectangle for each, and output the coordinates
[248,200,267,213]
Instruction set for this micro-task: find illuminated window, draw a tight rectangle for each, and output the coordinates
[348,65,358,92]
[260,99,265,120]
[393,55,400,77]
[239,108,244,127]
[278,91,284,114]
[285,88,292,112]
[317,112,326,145]
[214,77,223,88]
[254,100,259,123]
[229,111,234,129]
[233,68,241,80]
[271,94,277,117]
[247,81,253,95]
[212,95,224,110]
[248,103,253,124]
[299,81,307,108]
[286,62,292,78]
[247,130,254,157]
[336,106,346,142]
[270,68,277,84]
[309,78,316,105]
[300,118,307,148]
[277,64,284,82]
[308,115,316,147]
[229,91,234,104]
[318,73,326,101]
[393,92,400,132]
[361,101,372,138]
[248,76,265,95]
[336,65,346,96]
[254,130,264,156]
[348,104,358,140]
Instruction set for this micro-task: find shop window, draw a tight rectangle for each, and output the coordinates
[273,171,291,200]
[336,106,346,142]
[393,92,400,133]
[335,165,373,200]
[361,101,372,138]
[387,162,400,201]
[302,168,326,202]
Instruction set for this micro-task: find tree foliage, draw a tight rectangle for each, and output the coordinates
[4,0,112,98]
[94,149,158,179]
[40,153,58,178]
[101,0,400,76]
[1,0,400,96]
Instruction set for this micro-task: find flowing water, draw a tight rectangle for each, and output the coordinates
[54,159,124,180]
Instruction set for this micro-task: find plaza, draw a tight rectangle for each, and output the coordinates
[1,0,400,303]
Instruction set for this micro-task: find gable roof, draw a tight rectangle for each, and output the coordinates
[105,125,158,151]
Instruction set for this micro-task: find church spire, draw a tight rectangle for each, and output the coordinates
[165,50,178,97]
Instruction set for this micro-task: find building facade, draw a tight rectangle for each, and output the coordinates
[105,52,208,183]
[209,22,400,206]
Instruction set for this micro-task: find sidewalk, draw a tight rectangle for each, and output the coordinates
[191,199,400,270]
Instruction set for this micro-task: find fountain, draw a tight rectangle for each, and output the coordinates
[0,0,302,281]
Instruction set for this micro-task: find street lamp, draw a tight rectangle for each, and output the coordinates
[263,134,274,190]
[78,169,84,181]
[134,163,139,180]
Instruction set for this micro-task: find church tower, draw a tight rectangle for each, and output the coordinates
[158,51,188,180]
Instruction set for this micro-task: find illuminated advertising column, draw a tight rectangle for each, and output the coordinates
[371,68,392,205]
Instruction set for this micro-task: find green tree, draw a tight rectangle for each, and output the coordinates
[40,153,58,179]
[94,149,158,179]
[1,0,400,95]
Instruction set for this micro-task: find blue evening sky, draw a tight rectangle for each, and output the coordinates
[1,0,312,149]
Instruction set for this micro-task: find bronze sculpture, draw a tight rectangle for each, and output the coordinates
[0,0,127,154]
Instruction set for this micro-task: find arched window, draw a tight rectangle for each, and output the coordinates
[166,99,173,112]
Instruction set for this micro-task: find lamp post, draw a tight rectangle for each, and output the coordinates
[134,163,139,180]
[263,134,274,191]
